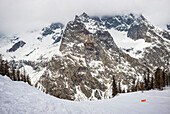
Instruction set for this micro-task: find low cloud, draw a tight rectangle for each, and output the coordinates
[0,0,170,33]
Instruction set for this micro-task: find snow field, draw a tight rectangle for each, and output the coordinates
[0,75,170,114]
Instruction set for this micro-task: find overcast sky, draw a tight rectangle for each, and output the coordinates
[0,0,170,33]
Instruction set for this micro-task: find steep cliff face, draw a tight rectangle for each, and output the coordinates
[36,14,148,100]
[126,21,170,69]
[92,13,147,31]
[91,13,170,71]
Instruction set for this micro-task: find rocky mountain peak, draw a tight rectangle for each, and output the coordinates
[41,22,64,37]
[75,12,91,23]
[60,13,118,53]
[80,12,90,18]
[36,12,151,101]
[91,13,147,31]
[127,22,148,40]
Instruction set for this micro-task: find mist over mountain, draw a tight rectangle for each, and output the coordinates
[0,0,170,33]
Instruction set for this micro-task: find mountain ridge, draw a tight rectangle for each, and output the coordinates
[0,12,170,101]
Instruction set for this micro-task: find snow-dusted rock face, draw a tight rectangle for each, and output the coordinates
[0,13,170,101]
[7,40,26,52]
[92,13,147,31]
[91,13,170,69]
[35,13,148,100]
[0,22,63,61]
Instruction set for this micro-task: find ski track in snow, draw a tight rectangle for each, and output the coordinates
[0,75,170,114]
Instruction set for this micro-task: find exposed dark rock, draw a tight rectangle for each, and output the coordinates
[127,22,148,40]
[162,31,170,40]
[91,14,147,31]
[50,23,64,30]
[101,16,122,29]
[94,90,102,100]
[42,23,64,37]
[7,41,26,52]
[25,49,36,56]
[91,16,101,22]
[36,13,149,101]
[42,27,55,36]
[124,48,133,52]
[10,36,19,43]
[135,50,142,55]
[167,24,170,30]
[53,36,62,44]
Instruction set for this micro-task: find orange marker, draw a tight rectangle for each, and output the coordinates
[141,99,146,102]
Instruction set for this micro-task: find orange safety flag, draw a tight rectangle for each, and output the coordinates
[141,99,146,102]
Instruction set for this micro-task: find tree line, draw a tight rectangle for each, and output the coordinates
[0,55,32,85]
[112,67,170,97]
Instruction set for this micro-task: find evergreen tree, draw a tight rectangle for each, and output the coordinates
[4,60,10,76]
[166,71,169,86]
[154,67,164,90]
[135,79,139,91]
[150,75,154,89]
[131,79,136,92]
[112,76,117,97]
[0,55,3,75]
[147,68,150,90]
[12,67,16,81]
[162,69,166,87]
[144,71,148,90]
[27,75,32,85]
[140,82,144,93]
[23,68,26,82]
[1,60,5,76]
[23,74,26,82]
[118,82,121,93]
[16,69,20,81]
[167,72,170,86]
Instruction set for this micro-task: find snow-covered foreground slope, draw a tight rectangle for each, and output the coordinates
[1,75,170,114]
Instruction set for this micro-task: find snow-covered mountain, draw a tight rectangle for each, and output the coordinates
[0,22,64,84]
[1,75,170,114]
[0,13,170,101]
[91,13,147,31]
[0,22,64,61]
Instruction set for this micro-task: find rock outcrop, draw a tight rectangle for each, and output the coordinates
[36,13,149,100]
[7,41,26,52]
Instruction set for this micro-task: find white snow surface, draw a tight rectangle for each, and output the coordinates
[108,29,152,59]
[1,75,170,114]
[0,27,62,62]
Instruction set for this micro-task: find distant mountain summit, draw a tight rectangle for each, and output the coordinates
[91,13,147,31]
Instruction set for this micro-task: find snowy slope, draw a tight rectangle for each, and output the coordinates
[108,29,152,59]
[0,23,63,61]
[0,23,64,85]
[1,75,170,114]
